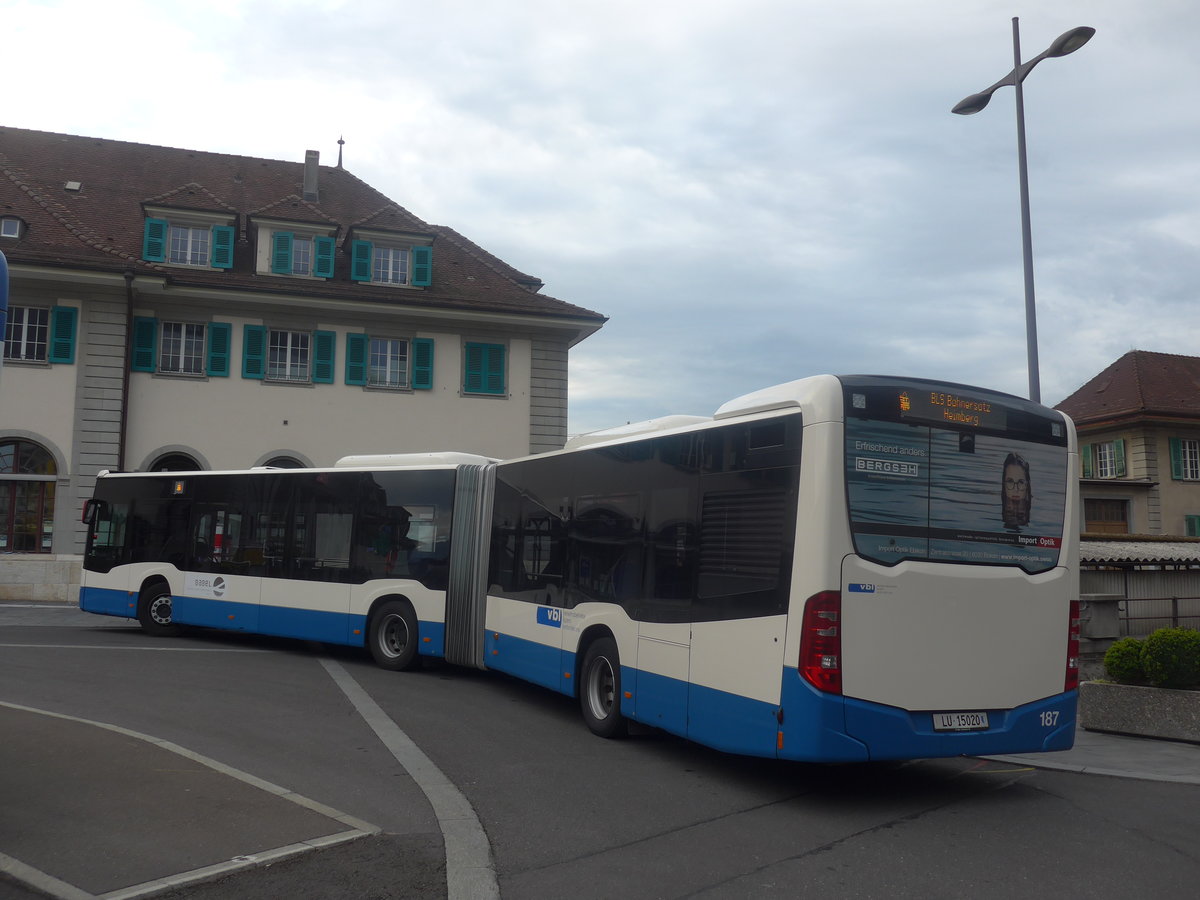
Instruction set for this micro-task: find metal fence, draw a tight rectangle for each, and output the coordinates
[1080,568,1200,636]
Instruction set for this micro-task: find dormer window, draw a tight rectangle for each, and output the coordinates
[258,228,335,279]
[1,217,22,239]
[170,225,211,266]
[350,232,433,287]
[142,213,234,269]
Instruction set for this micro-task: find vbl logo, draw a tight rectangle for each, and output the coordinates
[536,607,563,628]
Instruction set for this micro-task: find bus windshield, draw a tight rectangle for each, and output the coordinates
[842,377,1069,574]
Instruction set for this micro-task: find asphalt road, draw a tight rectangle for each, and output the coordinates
[2,606,1199,899]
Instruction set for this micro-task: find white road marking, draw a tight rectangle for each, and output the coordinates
[0,700,378,900]
[320,659,501,900]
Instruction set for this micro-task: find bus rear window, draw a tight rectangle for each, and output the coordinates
[843,381,1068,574]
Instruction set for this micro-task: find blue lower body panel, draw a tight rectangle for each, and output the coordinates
[779,668,1078,762]
[79,586,135,619]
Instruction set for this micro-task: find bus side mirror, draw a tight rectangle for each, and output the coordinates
[82,499,108,526]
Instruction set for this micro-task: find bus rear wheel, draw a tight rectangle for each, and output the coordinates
[369,600,421,671]
[137,584,182,637]
[580,637,627,739]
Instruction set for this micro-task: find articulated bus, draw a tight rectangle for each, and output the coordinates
[81,375,1079,762]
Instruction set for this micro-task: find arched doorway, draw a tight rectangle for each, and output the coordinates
[151,453,201,472]
[263,456,304,469]
[0,439,56,553]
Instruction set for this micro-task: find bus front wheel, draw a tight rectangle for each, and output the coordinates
[369,600,421,671]
[580,637,627,739]
[137,584,182,637]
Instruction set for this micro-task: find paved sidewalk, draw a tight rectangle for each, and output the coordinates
[988,725,1200,784]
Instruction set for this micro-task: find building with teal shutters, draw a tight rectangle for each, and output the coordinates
[0,126,605,600]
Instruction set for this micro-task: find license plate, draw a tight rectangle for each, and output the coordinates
[932,711,989,732]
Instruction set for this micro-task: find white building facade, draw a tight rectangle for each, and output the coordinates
[0,127,604,600]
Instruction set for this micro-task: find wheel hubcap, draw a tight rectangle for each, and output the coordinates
[587,657,615,720]
[150,596,172,625]
[380,614,409,658]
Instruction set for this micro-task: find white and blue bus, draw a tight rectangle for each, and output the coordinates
[81,375,1079,762]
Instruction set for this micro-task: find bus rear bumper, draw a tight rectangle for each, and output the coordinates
[841,690,1078,761]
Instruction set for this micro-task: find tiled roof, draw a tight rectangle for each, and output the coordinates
[0,126,604,325]
[1055,350,1200,426]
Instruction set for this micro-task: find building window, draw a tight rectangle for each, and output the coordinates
[345,334,433,390]
[242,326,334,384]
[268,330,311,382]
[4,307,49,361]
[1082,439,1125,479]
[160,322,206,375]
[1186,515,1200,538]
[1170,438,1200,481]
[266,231,334,278]
[374,246,410,285]
[1,217,21,239]
[142,218,233,269]
[369,338,409,387]
[169,225,211,266]
[1083,499,1129,535]
[3,306,76,364]
[464,342,506,395]
[350,239,432,287]
[0,439,56,553]
[292,237,313,275]
[131,318,231,377]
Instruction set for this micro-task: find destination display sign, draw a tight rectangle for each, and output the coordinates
[898,388,1007,431]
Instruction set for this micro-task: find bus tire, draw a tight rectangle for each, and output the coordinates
[137,583,182,637]
[580,637,627,739]
[369,600,421,671]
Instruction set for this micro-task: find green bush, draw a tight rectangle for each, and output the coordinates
[1103,637,1146,684]
[1140,627,1200,689]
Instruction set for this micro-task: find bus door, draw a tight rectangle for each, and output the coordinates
[257,472,358,644]
[634,507,693,736]
[173,475,261,631]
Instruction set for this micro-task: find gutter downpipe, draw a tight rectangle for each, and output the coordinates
[120,269,134,472]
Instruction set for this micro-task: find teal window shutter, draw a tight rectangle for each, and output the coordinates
[345,333,368,386]
[242,325,266,379]
[351,240,373,282]
[1187,515,1200,537]
[1081,444,1093,479]
[412,338,434,389]
[132,317,158,372]
[314,236,335,278]
[48,306,78,364]
[271,232,293,274]
[313,330,336,384]
[1113,438,1126,477]
[1170,438,1184,479]
[211,225,235,269]
[207,322,232,376]
[412,246,432,286]
[465,342,505,395]
[143,218,168,262]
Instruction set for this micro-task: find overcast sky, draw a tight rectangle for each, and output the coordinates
[8,0,1199,434]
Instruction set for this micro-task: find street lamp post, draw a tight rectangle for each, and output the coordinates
[952,19,1094,405]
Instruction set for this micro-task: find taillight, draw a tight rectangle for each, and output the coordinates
[1065,598,1080,691]
[800,591,842,694]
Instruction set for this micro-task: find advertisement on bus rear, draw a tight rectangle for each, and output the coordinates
[845,417,1067,573]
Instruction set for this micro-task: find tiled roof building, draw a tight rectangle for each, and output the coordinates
[1057,350,1200,537]
[0,126,605,596]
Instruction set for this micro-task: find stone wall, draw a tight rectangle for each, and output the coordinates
[0,555,81,604]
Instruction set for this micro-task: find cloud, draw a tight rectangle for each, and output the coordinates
[7,0,1200,433]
